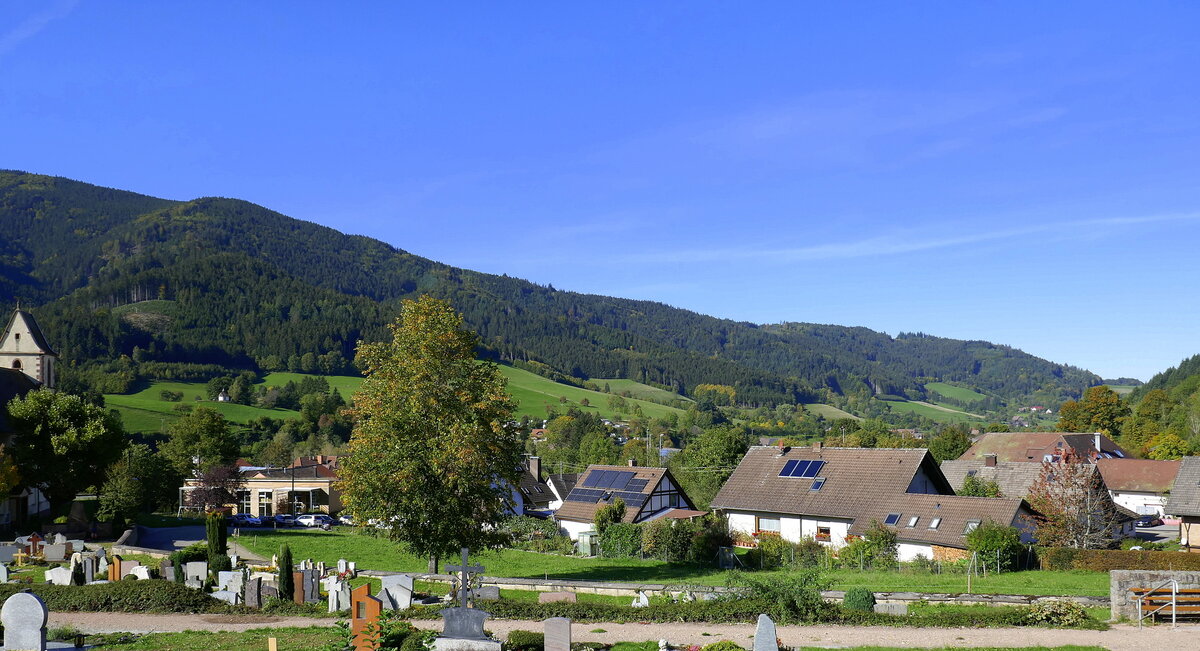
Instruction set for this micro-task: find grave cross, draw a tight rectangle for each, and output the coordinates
[444,547,484,609]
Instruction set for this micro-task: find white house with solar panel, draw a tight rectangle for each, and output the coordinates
[554,464,703,540]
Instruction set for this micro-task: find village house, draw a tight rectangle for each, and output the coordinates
[546,472,578,511]
[510,456,554,516]
[1094,458,1181,518]
[1163,456,1200,552]
[182,456,343,517]
[961,431,1129,463]
[0,309,57,528]
[711,444,1035,561]
[554,463,702,540]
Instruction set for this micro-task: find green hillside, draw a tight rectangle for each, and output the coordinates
[925,382,987,403]
[498,366,683,421]
[589,378,692,405]
[803,403,860,421]
[1,170,1103,415]
[879,398,983,423]
[105,381,302,434]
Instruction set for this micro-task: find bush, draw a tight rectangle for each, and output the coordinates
[1039,547,1200,571]
[0,581,223,613]
[842,587,876,612]
[278,544,294,600]
[726,569,831,623]
[599,522,642,558]
[701,642,744,651]
[594,498,626,534]
[1022,600,1091,627]
[507,629,545,650]
[643,519,696,562]
[965,521,1023,571]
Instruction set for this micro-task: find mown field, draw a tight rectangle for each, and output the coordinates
[236,529,1109,597]
[925,382,988,403]
[497,366,684,421]
[804,403,860,421]
[591,378,693,405]
[879,398,982,423]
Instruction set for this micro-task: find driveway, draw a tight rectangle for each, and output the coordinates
[134,525,205,552]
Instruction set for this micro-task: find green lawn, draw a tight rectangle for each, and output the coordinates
[591,378,692,405]
[236,530,1108,596]
[104,381,303,433]
[261,372,364,395]
[90,627,341,651]
[804,403,861,421]
[497,366,683,421]
[925,382,988,403]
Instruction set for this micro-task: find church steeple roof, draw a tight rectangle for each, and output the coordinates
[1,309,57,357]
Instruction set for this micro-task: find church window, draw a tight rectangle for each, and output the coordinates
[11,360,20,370]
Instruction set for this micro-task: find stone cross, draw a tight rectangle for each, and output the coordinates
[25,533,43,558]
[1,591,48,651]
[445,547,484,609]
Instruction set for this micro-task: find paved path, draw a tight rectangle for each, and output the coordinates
[133,525,267,562]
[49,612,1194,650]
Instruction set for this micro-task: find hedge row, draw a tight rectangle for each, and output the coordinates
[0,582,227,613]
[1040,548,1200,572]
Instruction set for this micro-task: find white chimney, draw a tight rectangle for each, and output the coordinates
[1094,433,1102,454]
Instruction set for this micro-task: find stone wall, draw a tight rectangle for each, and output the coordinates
[1110,569,1200,621]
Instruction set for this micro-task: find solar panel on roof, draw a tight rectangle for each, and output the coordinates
[582,471,604,487]
[802,460,825,478]
[779,460,799,477]
[610,471,635,490]
[791,460,812,477]
[626,479,649,491]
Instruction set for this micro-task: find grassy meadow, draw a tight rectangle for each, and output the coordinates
[925,382,988,403]
[879,398,982,423]
[237,529,1109,596]
[804,403,860,421]
[497,366,684,421]
[591,378,693,405]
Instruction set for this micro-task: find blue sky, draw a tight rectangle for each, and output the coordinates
[3,3,1199,381]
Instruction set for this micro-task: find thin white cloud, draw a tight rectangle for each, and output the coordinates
[0,0,78,57]
[621,212,1200,265]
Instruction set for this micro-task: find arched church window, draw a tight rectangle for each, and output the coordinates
[12,360,21,369]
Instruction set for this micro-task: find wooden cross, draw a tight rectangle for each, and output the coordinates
[444,547,484,609]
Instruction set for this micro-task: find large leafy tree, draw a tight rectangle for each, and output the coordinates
[337,295,520,572]
[1026,449,1123,549]
[97,444,183,525]
[159,407,240,476]
[1056,386,1129,438]
[7,388,127,512]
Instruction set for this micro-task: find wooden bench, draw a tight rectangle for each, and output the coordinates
[1131,587,1200,620]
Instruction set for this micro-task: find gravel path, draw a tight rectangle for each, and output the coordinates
[49,613,1194,650]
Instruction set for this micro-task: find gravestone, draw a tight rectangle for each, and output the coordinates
[544,617,571,651]
[245,577,263,608]
[24,533,43,558]
[350,584,383,651]
[434,548,501,651]
[347,561,356,576]
[873,602,908,616]
[218,571,239,592]
[293,569,320,605]
[45,567,72,586]
[631,591,650,607]
[377,574,414,611]
[68,540,86,553]
[337,559,348,574]
[159,559,174,582]
[538,591,576,604]
[40,544,67,563]
[753,613,778,651]
[229,554,239,567]
[317,561,326,575]
[0,545,18,564]
[97,555,108,578]
[211,590,240,605]
[120,560,142,579]
[0,563,9,583]
[262,584,279,601]
[471,585,500,601]
[327,577,351,613]
[130,565,152,580]
[82,556,95,584]
[185,561,208,587]
[1,591,48,651]
[51,533,66,545]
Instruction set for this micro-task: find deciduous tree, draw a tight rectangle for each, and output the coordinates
[1056,386,1129,438]
[1025,449,1122,549]
[160,407,240,476]
[337,296,520,572]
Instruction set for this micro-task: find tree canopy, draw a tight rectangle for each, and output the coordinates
[337,296,520,569]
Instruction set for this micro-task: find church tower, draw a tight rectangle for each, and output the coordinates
[0,309,57,388]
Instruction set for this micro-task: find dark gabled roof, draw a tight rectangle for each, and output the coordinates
[0,368,39,434]
[1,310,57,357]
[940,459,1047,499]
[847,494,1031,549]
[518,469,553,509]
[548,473,578,501]
[1165,457,1200,517]
[556,465,692,523]
[711,446,952,518]
[961,432,1128,463]
[1094,458,1181,494]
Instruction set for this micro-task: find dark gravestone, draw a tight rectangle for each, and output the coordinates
[245,577,263,608]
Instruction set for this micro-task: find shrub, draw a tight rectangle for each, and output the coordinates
[278,544,294,601]
[594,498,626,534]
[690,514,734,563]
[701,642,744,651]
[0,581,223,613]
[1039,548,1200,571]
[507,629,545,650]
[842,587,876,612]
[965,521,1023,571]
[1023,600,1091,627]
[599,522,642,558]
[643,519,697,562]
[725,569,831,623]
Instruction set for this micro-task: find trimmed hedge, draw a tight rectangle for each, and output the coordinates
[0,581,226,613]
[1040,548,1200,572]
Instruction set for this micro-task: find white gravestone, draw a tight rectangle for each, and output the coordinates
[544,617,571,651]
[0,563,9,583]
[377,574,414,611]
[1,591,48,651]
[631,591,650,608]
[211,590,240,605]
[753,613,778,651]
[52,534,66,545]
[40,544,67,563]
[44,567,73,586]
[130,566,152,580]
[326,577,350,612]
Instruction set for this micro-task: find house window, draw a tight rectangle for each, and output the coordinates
[815,526,831,542]
[907,516,919,528]
[257,491,274,517]
[929,517,942,530]
[964,520,981,534]
[756,516,781,533]
[884,513,901,526]
[810,478,826,491]
[237,490,251,514]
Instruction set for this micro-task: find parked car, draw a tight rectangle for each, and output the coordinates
[230,513,261,526]
[337,514,355,526]
[296,514,335,528]
[1137,516,1164,527]
[272,514,296,526]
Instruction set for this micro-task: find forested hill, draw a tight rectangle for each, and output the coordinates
[0,170,1100,408]
[1130,354,1200,402]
